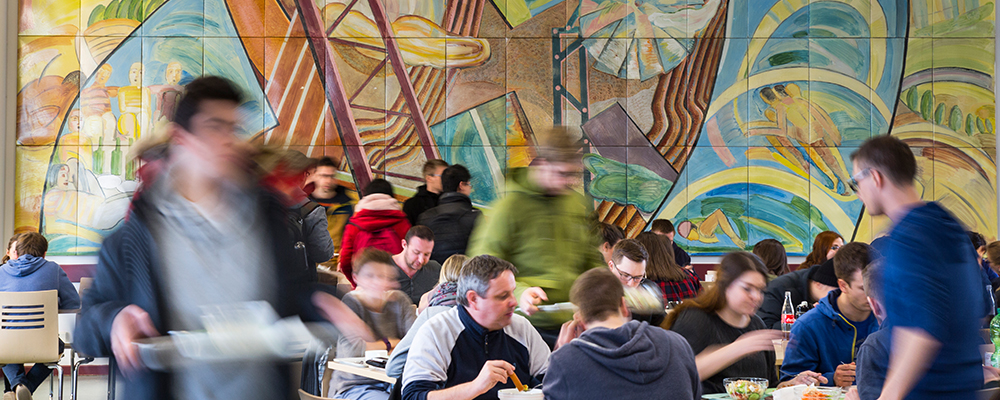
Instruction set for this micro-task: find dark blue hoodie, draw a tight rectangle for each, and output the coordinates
[0,254,80,309]
[780,288,878,385]
[543,320,701,400]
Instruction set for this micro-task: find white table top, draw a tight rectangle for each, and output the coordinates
[328,358,396,384]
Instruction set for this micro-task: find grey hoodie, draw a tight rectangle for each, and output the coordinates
[543,320,701,400]
[0,254,80,309]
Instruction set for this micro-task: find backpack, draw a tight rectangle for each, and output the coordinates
[289,201,323,276]
[347,221,402,254]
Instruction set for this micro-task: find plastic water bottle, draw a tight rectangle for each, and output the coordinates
[781,291,795,339]
[991,309,1000,367]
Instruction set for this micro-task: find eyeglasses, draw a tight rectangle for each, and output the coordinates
[848,168,872,193]
[611,262,645,284]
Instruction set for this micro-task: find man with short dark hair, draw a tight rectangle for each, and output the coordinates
[650,219,691,270]
[308,156,355,264]
[418,164,481,264]
[73,77,372,400]
[544,268,701,400]
[781,242,879,387]
[598,223,625,264]
[851,135,984,399]
[853,260,889,400]
[404,160,449,225]
[0,232,80,400]
[757,259,839,329]
[607,239,647,289]
[402,255,549,400]
[392,226,442,304]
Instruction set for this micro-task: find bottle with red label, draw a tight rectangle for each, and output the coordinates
[781,291,795,339]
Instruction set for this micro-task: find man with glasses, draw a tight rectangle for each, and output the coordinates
[850,135,984,400]
[607,239,667,326]
[468,127,604,349]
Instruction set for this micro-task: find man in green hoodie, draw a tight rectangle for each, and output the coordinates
[467,127,604,348]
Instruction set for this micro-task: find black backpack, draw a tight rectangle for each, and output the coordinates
[289,201,323,278]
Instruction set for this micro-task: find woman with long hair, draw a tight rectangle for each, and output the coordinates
[635,232,701,302]
[665,252,825,393]
[801,231,844,269]
[752,239,790,277]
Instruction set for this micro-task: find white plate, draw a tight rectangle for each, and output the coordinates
[772,385,844,400]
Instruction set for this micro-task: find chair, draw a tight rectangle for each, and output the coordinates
[297,388,347,400]
[69,277,96,400]
[0,290,63,400]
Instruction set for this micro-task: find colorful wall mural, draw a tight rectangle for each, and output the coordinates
[14,0,996,256]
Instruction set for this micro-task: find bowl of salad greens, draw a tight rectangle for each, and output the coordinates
[723,377,768,400]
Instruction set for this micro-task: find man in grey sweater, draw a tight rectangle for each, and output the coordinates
[543,268,701,400]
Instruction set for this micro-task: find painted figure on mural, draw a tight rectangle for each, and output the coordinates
[676,209,746,249]
[751,84,853,196]
[42,158,130,232]
[81,64,119,148]
[117,62,151,142]
[56,109,94,170]
[150,61,184,126]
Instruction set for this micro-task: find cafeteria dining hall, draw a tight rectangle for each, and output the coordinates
[2,0,1000,399]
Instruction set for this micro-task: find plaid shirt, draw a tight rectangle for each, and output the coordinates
[656,269,702,303]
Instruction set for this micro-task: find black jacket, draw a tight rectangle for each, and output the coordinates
[73,188,328,400]
[418,192,481,264]
[403,185,440,226]
[756,265,815,329]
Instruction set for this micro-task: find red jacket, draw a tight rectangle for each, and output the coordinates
[338,194,410,286]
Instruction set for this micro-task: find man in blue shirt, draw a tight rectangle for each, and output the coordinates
[780,242,879,387]
[849,135,984,399]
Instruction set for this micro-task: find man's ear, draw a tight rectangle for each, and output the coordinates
[620,297,630,319]
[465,291,478,310]
[837,278,850,292]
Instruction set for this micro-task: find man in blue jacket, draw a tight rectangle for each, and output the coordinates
[780,242,879,387]
[0,232,81,400]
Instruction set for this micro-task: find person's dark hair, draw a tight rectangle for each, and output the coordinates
[611,239,647,264]
[2,233,25,263]
[600,223,625,247]
[441,164,471,193]
[405,225,435,243]
[14,232,48,258]
[833,242,876,282]
[571,268,625,324]
[802,231,843,269]
[457,255,518,307]
[649,219,675,235]
[173,76,244,132]
[422,159,449,178]
[316,156,338,169]
[352,247,395,277]
[862,260,884,304]
[363,178,394,197]
[664,252,769,329]
[634,232,685,282]
[752,239,789,276]
[969,231,987,252]
[850,135,917,187]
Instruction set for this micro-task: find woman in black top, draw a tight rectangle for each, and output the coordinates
[665,252,826,393]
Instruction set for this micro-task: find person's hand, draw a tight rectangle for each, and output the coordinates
[732,329,784,356]
[786,370,828,387]
[845,386,860,400]
[472,360,515,395]
[555,313,585,350]
[518,287,547,316]
[110,305,160,377]
[984,365,1000,383]
[312,291,375,341]
[833,363,856,387]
